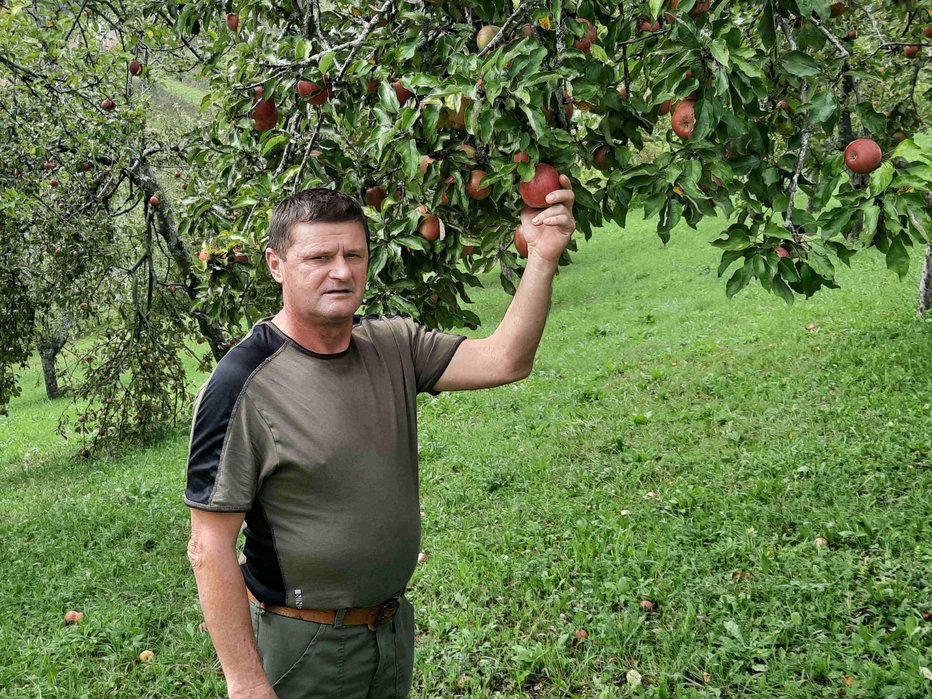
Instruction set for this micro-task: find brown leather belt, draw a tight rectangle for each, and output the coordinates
[247,588,401,631]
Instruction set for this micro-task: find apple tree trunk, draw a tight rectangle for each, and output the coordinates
[35,313,71,400]
[918,243,932,318]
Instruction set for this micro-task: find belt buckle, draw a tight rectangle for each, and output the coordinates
[367,597,400,631]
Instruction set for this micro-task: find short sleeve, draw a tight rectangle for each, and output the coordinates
[399,317,467,394]
[184,384,277,512]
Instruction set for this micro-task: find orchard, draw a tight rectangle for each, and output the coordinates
[0,0,930,452]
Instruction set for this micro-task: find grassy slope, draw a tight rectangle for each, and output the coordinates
[1,213,931,698]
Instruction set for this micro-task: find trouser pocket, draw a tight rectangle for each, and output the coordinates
[393,597,415,698]
[253,608,327,691]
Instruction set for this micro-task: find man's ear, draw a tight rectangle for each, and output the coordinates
[265,247,284,284]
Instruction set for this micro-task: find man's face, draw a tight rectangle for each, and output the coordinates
[266,220,369,326]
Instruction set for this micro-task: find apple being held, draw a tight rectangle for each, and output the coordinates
[514,225,528,258]
[519,163,561,208]
[844,138,882,174]
[671,100,696,139]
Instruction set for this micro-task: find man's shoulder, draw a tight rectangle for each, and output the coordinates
[196,320,288,404]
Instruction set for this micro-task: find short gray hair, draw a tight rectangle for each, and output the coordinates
[268,188,370,258]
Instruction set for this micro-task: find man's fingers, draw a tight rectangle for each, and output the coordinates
[531,204,572,225]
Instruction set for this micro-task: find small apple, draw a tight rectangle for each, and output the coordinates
[465,169,491,199]
[815,536,829,547]
[513,151,529,163]
[365,185,388,212]
[617,85,629,101]
[182,182,189,190]
[419,213,441,241]
[476,25,501,51]
[904,44,920,58]
[573,629,589,641]
[776,246,790,258]
[430,293,440,304]
[417,552,429,563]
[658,99,672,116]
[640,599,654,610]
[924,26,932,38]
[639,18,661,33]
[893,131,907,143]
[844,138,882,173]
[419,155,434,175]
[829,2,848,18]
[139,650,155,662]
[777,99,793,113]
[573,17,597,52]
[845,29,857,40]
[461,245,475,257]
[391,80,413,104]
[519,163,561,208]
[514,225,528,258]
[174,171,181,178]
[367,78,379,94]
[129,59,142,76]
[100,98,115,111]
[671,99,696,139]
[253,97,278,131]
[198,250,209,261]
[149,195,159,206]
[64,610,84,624]
[593,145,610,170]
[226,13,239,31]
[43,160,56,172]
[50,178,59,186]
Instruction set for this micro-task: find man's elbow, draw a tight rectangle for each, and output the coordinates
[507,362,533,383]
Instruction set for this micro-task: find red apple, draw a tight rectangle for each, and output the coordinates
[419,155,434,175]
[226,13,239,31]
[100,98,115,111]
[174,171,181,178]
[64,610,84,623]
[573,18,597,52]
[198,250,209,261]
[182,182,189,190]
[573,629,589,641]
[672,99,696,139]
[690,1,711,17]
[367,78,379,94]
[365,185,388,211]
[829,2,848,17]
[519,163,561,208]
[149,195,159,206]
[391,80,413,104]
[659,99,672,116]
[253,97,278,131]
[514,224,528,258]
[461,245,475,257]
[455,143,477,159]
[640,599,654,610]
[639,19,661,33]
[924,26,932,38]
[465,169,491,199]
[49,179,59,186]
[129,59,142,76]
[845,29,857,40]
[43,161,56,172]
[776,246,790,258]
[419,213,441,241]
[298,78,331,105]
[844,138,882,173]
[593,145,610,170]
[617,85,629,101]
[904,45,920,58]
[513,151,529,163]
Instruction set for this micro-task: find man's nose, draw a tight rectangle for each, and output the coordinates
[329,255,352,278]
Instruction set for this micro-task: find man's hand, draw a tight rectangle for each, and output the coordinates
[519,174,576,263]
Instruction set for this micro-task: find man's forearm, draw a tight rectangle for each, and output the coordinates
[490,253,560,375]
[191,548,272,694]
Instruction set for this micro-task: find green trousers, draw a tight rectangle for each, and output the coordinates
[248,596,415,699]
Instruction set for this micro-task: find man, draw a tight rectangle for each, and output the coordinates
[185,181,576,698]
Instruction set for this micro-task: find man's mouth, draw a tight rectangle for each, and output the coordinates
[325,290,352,295]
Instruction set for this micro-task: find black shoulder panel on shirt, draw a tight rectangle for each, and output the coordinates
[185,323,285,507]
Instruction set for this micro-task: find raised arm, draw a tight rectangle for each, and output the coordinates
[432,175,576,392]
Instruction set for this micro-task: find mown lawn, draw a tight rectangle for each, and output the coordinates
[1,213,930,698]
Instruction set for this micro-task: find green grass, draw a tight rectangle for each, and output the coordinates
[1,214,931,698]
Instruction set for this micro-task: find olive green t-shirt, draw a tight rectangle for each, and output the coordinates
[184,315,466,609]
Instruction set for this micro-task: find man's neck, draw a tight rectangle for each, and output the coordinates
[270,309,354,354]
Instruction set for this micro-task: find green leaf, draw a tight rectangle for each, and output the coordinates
[726,262,754,298]
[885,235,910,279]
[860,203,880,244]
[318,51,335,77]
[808,91,837,130]
[261,133,289,156]
[869,162,894,197]
[710,40,730,68]
[781,51,820,78]
[759,2,776,50]
[648,0,663,20]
